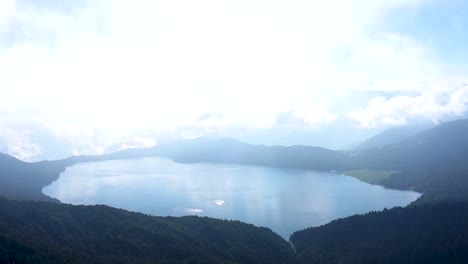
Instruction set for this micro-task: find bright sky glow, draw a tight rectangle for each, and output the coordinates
[1,0,468,160]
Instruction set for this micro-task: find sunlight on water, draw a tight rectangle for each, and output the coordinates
[43,157,420,238]
[214,200,225,206]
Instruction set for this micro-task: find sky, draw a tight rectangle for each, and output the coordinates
[1,0,468,160]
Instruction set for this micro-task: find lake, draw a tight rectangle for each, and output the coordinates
[43,157,420,238]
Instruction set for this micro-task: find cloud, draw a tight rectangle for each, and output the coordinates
[0,0,443,128]
[43,122,158,156]
[0,120,159,161]
[347,85,468,128]
[0,123,42,161]
[0,0,16,32]
[0,0,467,155]
[275,105,338,129]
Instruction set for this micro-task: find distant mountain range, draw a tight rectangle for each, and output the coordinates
[353,122,435,150]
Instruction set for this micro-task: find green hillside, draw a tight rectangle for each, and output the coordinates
[0,198,297,264]
[291,201,468,264]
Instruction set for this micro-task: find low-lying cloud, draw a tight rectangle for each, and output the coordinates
[1,0,468,158]
[348,85,468,128]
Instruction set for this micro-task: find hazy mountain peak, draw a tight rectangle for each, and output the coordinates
[354,122,436,150]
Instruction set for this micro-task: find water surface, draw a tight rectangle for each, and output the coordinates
[43,157,420,238]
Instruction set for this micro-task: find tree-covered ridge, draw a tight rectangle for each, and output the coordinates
[0,153,63,202]
[290,201,468,264]
[0,198,298,264]
[352,119,468,201]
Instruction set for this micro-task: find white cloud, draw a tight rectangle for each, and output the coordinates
[0,122,42,161]
[347,86,468,128]
[275,105,338,129]
[0,0,467,155]
[0,0,439,127]
[43,122,158,156]
[0,0,16,32]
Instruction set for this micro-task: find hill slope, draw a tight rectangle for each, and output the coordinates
[0,198,297,264]
[353,122,434,151]
[351,119,468,200]
[0,153,62,202]
[101,137,358,171]
[290,201,468,264]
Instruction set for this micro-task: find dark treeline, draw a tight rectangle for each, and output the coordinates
[0,198,297,264]
[3,198,468,263]
[291,201,468,264]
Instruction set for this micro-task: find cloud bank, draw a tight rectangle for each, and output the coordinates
[1,0,468,159]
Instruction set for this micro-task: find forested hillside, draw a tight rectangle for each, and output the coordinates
[352,119,468,201]
[291,201,468,264]
[0,153,62,202]
[0,198,297,264]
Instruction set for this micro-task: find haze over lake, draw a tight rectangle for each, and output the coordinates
[43,157,420,237]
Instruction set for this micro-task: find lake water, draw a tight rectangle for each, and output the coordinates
[43,157,420,238]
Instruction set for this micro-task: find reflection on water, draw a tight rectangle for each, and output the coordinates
[43,157,420,238]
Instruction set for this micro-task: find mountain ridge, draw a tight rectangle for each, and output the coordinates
[0,197,297,264]
[353,122,435,151]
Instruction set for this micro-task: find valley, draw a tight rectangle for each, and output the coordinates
[2,119,468,263]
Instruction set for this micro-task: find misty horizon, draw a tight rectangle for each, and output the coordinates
[2,1,468,161]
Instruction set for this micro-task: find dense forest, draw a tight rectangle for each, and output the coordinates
[0,198,297,264]
[2,196,468,263]
[290,201,468,264]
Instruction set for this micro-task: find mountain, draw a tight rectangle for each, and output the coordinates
[0,153,63,202]
[360,118,468,170]
[0,197,298,264]
[290,201,468,264]
[235,119,377,150]
[288,120,468,262]
[351,119,468,200]
[150,137,355,170]
[353,122,435,151]
[104,137,358,171]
